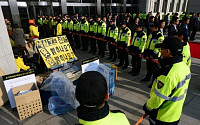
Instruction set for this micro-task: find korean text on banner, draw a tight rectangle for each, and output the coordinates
[36,35,76,68]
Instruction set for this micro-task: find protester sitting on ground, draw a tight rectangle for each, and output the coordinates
[14,49,30,72]
[75,71,130,125]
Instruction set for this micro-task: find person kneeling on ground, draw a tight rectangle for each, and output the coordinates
[14,49,30,72]
[75,71,130,125]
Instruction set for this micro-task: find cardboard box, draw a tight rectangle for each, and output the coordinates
[106,63,118,80]
[0,69,8,106]
[12,83,43,120]
[98,64,115,95]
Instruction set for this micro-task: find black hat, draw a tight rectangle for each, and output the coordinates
[76,71,107,108]
[155,37,183,56]
[73,16,77,18]
[135,24,143,28]
[89,16,93,19]
[121,21,127,25]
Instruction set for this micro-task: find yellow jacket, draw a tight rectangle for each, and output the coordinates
[15,57,30,72]
[56,23,62,36]
[29,25,39,39]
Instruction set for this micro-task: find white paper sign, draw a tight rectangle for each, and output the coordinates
[81,57,99,73]
[2,71,37,108]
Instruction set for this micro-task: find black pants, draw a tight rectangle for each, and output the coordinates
[97,34,105,56]
[81,33,88,51]
[67,32,75,52]
[88,32,94,52]
[131,55,142,73]
[145,59,159,82]
[118,41,129,66]
[190,28,197,40]
[108,38,117,60]
[73,32,80,49]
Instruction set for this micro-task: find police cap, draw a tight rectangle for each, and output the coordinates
[155,37,183,56]
[121,21,127,25]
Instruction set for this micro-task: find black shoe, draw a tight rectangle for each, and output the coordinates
[111,59,116,62]
[107,57,112,60]
[122,66,128,69]
[141,78,150,82]
[117,64,123,67]
[132,72,139,76]
[128,70,134,74]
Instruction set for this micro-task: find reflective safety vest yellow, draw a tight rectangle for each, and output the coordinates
[182,42,191,67]
[131,31,147,53]
[145,31,164,58]
[62,20,68,29]
[107,25,118,42]
[180,14,185,21]
[68,20,73,31]
[73,20,80,32]
[162,14,166,20]
[143,13,147,19]
[80,20,89,33]
[102,22,107,36]
[79,111,130,125]
[89,21,95,32]
[146,56,191,123]
[170,15,173,21]
[118,27,131,46]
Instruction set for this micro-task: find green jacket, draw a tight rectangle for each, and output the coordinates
[80,20,89,33]
[107,25,118,42]
[79,111,130,125]
[182,42,191,67]
[131,31,147,53]
[145,56,191,123]
[145,31,164,58]
[118,27,131,46]
[62,20,68,30]
[73,20,80,32]
[68,20,73,31]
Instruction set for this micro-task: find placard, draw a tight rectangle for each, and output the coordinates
[36,35,76,68]
[2,71,36,108]
[81,57,99,73]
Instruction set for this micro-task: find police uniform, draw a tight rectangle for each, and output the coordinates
[143,30,164,84]
[80,18,89,51]
[62,19,68,36]
[117,25,131,68]
[182,41,191,67]
[95,19,106,57]
[73,18,80,49]
[106,21,118,62]
[88,18,96,53]
[67,18,75,51]
[143,37,191,125]
[129,30,147,75]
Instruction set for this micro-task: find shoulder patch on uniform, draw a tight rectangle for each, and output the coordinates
[157,81,164,89]
[110,110,125,114]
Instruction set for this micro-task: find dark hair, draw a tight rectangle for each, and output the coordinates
[183,17,189,22]
[172,17,179,23]
[14,24,19,28]
[76,71,107,110]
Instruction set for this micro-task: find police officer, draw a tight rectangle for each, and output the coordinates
[76,71,130,125]
[62,17,68,36]
[117,22,131,69]
[88,17,95,53]
[142,24,164,88]
[129,25,147,76]
[73,16,80,50]
[143,37,191,125]
[106,20,118,62]
[95,16,106,58]
[80,15,89,51]
[173,31,191,67]
[66,16,74,51]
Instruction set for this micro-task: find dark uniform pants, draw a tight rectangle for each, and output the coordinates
[73,31,80,49]
[80,31,88,51]
[118,41,129,66]
[132,55,142,73]
[96,33,105,56]
[149,117,179,125]
[67,31,75,52]
[88,32,95,52]
[108,37,117,60]
[145,58,159,83]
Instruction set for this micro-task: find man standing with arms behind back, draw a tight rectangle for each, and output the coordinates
[143,37,191,125]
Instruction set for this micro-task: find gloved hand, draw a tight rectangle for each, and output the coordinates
[143,103,152,115]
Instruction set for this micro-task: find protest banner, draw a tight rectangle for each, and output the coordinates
[36,35,76,68]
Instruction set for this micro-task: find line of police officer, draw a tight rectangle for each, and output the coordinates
[34,12,192,85]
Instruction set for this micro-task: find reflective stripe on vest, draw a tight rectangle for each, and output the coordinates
[154,88,188,102]
[176,73,191,88]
